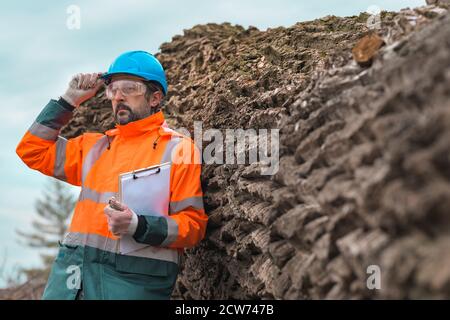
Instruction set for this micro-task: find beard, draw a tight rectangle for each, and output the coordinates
[114,103,138,125]
[115,103,140,125]
[114,102,161,125]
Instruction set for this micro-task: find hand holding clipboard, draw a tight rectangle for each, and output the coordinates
[116,162,172,254]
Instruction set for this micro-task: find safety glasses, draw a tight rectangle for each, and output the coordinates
[105,80,147,99]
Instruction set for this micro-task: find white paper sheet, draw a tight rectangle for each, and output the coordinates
[118,162,171,254]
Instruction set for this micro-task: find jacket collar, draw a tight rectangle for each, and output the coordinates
[105,110,165,138]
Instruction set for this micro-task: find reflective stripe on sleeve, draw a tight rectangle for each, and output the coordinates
[169,196,204,214]
[28,121,59,141]
[160,216,179,246]
[54,136,68,181]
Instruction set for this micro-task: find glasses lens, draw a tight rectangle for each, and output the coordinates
[106,80,145,99]
[105,84,116,99]
[121,82,140,95]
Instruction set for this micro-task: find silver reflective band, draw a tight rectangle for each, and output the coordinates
[169,196,204,214]
[82,136,111,185]
[160,136,182,163]
[28,121,59,141]
[160,216,179,247]
[79,187,117,204]
[62,232,179,264]
[63,232,118,252]
[54,136,68,181]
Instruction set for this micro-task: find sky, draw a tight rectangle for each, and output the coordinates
[0,0,426,288]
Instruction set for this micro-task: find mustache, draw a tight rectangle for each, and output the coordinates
[116,103,132,114]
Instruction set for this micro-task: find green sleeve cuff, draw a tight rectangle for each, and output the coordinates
[35,99,73,130]
[133,215,168,246]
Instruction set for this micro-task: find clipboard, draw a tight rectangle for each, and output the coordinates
[118,162,171,254]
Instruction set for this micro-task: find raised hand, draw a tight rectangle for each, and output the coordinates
[62,72,105,107]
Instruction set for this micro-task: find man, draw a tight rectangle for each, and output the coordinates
[16,50,208,300]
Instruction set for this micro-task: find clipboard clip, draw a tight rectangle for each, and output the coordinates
[132,167,160,179]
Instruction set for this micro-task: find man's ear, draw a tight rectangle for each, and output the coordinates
[148,91,163,107]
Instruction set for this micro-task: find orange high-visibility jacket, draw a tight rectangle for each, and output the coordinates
[16,99,207,299]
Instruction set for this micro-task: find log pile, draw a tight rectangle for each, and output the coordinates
[2,3,449,299]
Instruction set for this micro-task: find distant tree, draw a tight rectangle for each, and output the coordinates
[0,249,22,288]
[16,178,76,279]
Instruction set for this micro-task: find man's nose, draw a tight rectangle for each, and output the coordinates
[112,89,125,102]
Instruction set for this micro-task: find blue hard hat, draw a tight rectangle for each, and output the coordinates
[102,50,168,95]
